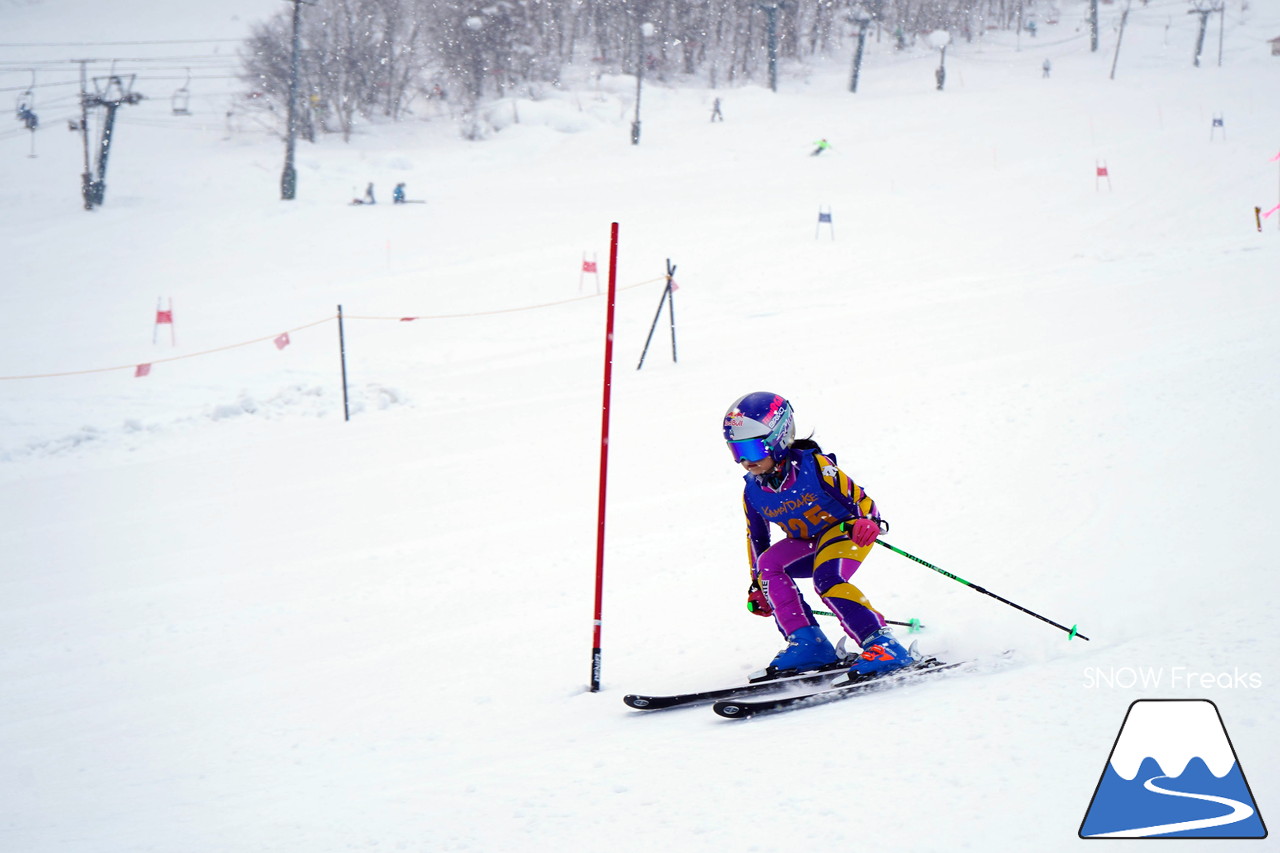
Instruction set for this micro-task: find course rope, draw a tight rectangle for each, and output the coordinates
[0,276,668,381]
[343,276,665,321]
[0,315,338,381]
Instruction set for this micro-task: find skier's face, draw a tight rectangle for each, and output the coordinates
[741,456,775,476]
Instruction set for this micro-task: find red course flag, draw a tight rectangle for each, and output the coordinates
[274,332,291,350]
[153,298,176,345]
[135,364,152,378]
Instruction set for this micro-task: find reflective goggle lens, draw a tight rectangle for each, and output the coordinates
[728,438,770,463]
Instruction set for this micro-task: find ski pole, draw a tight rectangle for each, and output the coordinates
[877,540,1090,641]
[815,610,926,633]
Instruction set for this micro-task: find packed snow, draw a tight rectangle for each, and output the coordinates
[1,1,1277,850]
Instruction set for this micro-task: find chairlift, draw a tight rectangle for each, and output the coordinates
[14,68,38,157]
[172,68,191,115]
[15,69,36,126]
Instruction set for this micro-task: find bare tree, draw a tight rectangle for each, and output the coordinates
[242,0,433,140]
[240,0,1033,141]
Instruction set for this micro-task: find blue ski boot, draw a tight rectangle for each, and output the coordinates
[845,627,916,678]
[752,625,840,680]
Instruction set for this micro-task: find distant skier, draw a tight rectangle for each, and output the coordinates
[710,97,724,122]
[724,392,918,679]
[1042,58,1052,78]
[393,182,406,204]
[810,138,830,156]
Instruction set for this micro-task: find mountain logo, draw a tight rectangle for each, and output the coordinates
[1080,699,1267,839]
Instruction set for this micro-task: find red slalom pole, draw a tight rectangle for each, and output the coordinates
[590,222,620,692]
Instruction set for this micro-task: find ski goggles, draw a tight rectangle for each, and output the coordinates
[727,437,772,463]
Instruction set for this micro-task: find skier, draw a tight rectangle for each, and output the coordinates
[393,182,406,204]
[723,392,917,679]
[1042,58,1052,78]
[364,182,376,204]
[710,97,724,122]
[810,138,830,156]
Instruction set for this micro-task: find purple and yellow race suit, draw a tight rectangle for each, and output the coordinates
[742,446,887,644]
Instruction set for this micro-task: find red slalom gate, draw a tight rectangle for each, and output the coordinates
[590,223,619,693]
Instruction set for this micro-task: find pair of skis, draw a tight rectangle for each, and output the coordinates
[624,656,962,719]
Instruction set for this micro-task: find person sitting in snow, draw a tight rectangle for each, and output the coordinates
[724,392,919,680]
[352,182,377,205]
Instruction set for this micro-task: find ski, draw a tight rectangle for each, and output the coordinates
[713,657,964,718]
[623,661,854,711]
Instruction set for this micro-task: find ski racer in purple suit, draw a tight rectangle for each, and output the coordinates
[724,391,918,678]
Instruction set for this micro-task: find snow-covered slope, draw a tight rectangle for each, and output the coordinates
[1,2,1277,850]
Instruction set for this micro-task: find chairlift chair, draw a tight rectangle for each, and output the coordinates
[15,68,36,125]
[171,68,191,115]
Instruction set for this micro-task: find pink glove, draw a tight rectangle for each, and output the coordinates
[747,580,773,617]
[847,518,881,548]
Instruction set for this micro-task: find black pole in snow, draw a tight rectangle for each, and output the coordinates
[666,259,678,364]
[636,260,678,370]
[337,305,350,421]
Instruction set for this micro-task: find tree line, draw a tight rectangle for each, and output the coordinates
[240,0,1033,140]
